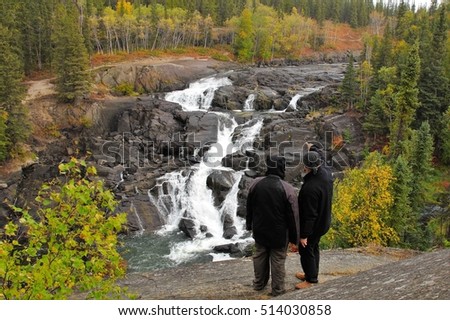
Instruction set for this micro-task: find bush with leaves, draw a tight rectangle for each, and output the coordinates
[325,152,399,247]
[0,158,127,299]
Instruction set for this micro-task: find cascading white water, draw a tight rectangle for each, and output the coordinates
[148,77,263,264]
[130,202,145,236]
[165,77,232,111]
[232,119,264,154]
[243,93,256,111]
[287,86,325,111]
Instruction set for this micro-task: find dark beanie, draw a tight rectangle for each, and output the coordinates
[302,151,323,169]
[266,156,286,179]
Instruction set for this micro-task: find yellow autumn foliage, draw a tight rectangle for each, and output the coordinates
[116,0,133,16]
[328,152,399,247]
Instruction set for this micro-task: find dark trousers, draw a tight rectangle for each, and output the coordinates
[298,235,321,283]
[252,242,288,295]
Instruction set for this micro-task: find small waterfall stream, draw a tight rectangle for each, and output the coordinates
[288,86,325,111]
[243,93,256,111]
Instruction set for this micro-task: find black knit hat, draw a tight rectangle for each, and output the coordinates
[302,151,323,169]
[266,156,286,179]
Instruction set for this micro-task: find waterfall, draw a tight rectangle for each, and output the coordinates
[232,119,263,154]
[165,77,232,111]
[288,94,302,111]
[147,76,263,265]
[130,202,145,236]
[243,93,256,111]
[287,86,325,111]
[114,170,124,190]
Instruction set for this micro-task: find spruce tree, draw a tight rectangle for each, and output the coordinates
[0,25,28,162]
[52,3,91,103]
[390,155,415,247]
[417,4,449,136]
[340,53,358,110]
[19,0,55,74]
[389,41,420,157]
[0,111,8,162]
[407,121,434,210]
[395,0,410,40]
[441,107,450,165]
[363,66,397,137]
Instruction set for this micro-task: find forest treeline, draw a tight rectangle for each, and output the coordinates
[1,0,448,161]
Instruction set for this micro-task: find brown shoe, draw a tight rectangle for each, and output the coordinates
[295,272,306,281]
[295,281,313,289]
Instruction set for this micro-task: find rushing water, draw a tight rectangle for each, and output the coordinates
[243,93,256,111]
[288,86,325,111]
[121,76,263,272]
[165,77,232,111]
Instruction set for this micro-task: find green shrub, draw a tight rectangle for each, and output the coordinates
[114,83,136,96]
[0,158,128,299]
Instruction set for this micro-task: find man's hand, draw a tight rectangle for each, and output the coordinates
[300,238,308,248]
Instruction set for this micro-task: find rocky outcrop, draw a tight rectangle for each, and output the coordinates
[95,58,238,94]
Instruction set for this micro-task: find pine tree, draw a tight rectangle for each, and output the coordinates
[0,25,28,162]
[417,4,449,135]
[363,67,397,137]
[372,21,394,72]
[17,0,54,74]
[389,41,420,157]
[441,107,450,165]
[407,121,434,210]
[52,3,91,103]
[0,111,8,162]
[390,155,415,246]
[340,53,359,110]
[395,0,410,40]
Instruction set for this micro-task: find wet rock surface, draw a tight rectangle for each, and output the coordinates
[117,247,450,300]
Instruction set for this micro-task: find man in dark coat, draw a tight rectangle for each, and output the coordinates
[246,156,299,296]
[295,150,333,289]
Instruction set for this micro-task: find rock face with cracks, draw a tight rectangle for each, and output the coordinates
[114,247,449,300]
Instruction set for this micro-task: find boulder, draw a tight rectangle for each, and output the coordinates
[213,243,241,254]
[178,217,197,239]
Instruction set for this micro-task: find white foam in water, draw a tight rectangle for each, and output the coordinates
[210,253,235,262]
[243,93,256,111]
[287,86,325,111]
[165,77,232,111]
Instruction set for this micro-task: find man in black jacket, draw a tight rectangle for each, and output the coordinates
[246,156,299,296]
[295,150,333,289]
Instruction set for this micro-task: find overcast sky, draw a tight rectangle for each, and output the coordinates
[375,0,441,8]
[408,0,440,7]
